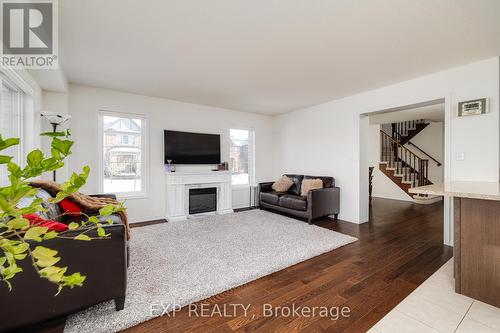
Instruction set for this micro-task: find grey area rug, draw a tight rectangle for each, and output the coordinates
[64,209,357,333]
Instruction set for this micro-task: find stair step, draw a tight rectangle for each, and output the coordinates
[395,172,417,178]
[413,194,442,205]
[390,166,411,172]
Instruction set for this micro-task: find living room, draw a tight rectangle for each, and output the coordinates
[1,1,500,333]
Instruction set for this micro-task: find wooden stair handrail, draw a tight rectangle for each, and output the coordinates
[391,129,441,166]
[380,130,431,188]
[391,119,429,145]
[407,141,442,166]
[381,130,422,160]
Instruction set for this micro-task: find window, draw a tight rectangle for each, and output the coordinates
[0,77,22,186]
[99,112,147,197]
[118,134,134,145]
[229,128,254,185]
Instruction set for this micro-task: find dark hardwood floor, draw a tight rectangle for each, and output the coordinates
[40,198,451,333]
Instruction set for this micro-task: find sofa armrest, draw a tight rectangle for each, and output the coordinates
[259,182,274,192]
[90,193,117,200]
[0,223,127,331]
[50,220,125,239]
[307,187,340,219]
[62,212,123,225]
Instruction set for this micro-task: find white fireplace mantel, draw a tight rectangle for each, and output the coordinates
[165,170,233,222]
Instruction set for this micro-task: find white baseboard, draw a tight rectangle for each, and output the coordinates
[232,204,250,210]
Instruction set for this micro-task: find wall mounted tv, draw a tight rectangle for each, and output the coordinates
[164,130,221,164]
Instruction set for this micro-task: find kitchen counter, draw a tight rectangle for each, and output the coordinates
[411,181,500,308]
[409,181,500,200]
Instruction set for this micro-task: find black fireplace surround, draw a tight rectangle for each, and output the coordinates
[189,187,217,214]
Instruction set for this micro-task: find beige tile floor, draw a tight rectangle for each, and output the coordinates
[368,259,500,333]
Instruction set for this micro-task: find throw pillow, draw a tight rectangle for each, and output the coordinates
[59,198,83,217]
[300,178,323,196]
[23,214,69,232]
[272,176,294,192]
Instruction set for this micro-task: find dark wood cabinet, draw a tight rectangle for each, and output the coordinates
[454,197,500,307]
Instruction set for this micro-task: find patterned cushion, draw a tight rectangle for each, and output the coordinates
[271,176,294,192]
[36,189,62,221]
[300,178,323,196]
[17,189,61,221]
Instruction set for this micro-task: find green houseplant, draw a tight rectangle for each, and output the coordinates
[0,131,123,295]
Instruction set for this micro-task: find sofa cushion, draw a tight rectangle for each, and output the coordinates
[16,189,60,221]
[304,175,335,188]
[59,198,83,217]
[283,174,304,195]
[271,176,294,192]
[23,214,69,232]
[260,191,286,206]
[301,178,323,196]
[279,194,307,211]
[36,189,63,221]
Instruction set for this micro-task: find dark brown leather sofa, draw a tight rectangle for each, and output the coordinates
[259,174,340,224]
[0,190,128,333]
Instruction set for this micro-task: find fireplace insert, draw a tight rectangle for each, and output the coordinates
[189,187,217,214]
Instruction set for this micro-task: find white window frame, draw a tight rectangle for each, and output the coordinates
[0,74,24,165]
[229,127,255,187]
[1,67,35,170]
[97,109,149,199]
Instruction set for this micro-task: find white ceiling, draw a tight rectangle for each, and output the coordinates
[59,0,500,115]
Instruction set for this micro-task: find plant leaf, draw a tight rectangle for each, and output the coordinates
[88,216,99,223]
[74,234,91,241]
[0,136,20,151]
[99,204,115,216]
[68,222,79,230]
[24,226,48,242]
[26,149,44,167]
[7,217,29,230]
[32,246,61,267]
[0,155,12,164]
[97,227,106,237]
[41,131,67,137]
[43,231,58,240]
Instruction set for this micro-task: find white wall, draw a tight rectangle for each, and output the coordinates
[368,122,444,202]
[66,84,274,222]
[273,57,500,228]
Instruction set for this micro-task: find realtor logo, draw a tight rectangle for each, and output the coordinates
[1,0,58,68]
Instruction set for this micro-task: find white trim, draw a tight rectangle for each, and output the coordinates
[443,93,453,246]
[0,74,24,162]
[358,95,451,241]
[231,183,250,190]
[0,67,34,96]
[97,109,149,198]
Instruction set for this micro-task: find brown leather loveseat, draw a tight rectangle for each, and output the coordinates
[259,174,340,224]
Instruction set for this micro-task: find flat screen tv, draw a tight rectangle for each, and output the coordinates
[164,130,221,164]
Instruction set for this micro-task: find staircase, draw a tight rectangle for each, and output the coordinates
[391,119,429,145]
[379,120,442,204]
